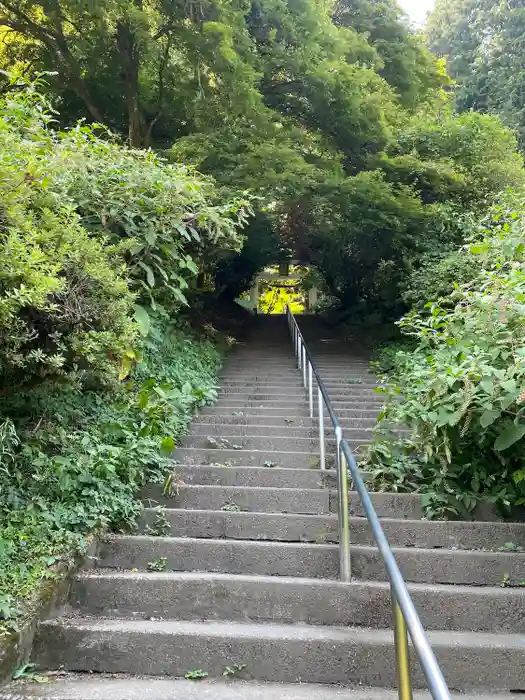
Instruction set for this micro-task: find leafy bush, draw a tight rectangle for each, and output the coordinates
[0,322,221,630]
[0,77,250,392]
[0,85,137,390]
[0,78,242,633]
[47,126,251,315]
[362,204,525,518]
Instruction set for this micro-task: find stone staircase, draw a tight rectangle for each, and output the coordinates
[4,315,525,699]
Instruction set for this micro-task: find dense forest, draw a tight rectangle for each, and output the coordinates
[428,0,525,148]
[1,0,525,628]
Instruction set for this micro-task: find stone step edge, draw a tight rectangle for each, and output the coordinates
[74,569,525,598]
[37,616,525,650]
[140,508,525,535]
[1,677,521,700]
[146,485,419,498]
[192,424,374,434]
[103,535,525,561]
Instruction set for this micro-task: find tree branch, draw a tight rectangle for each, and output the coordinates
[144,35,173,146]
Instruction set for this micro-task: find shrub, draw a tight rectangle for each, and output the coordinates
[0,77,250,392]
[0,82,138,390]
[0,321,221,630]
[0,207,137,391]
[362,204,525,518]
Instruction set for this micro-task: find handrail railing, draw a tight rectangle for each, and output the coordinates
[285,307,451,700]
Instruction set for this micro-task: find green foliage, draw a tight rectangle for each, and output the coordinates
[144,507,171,537]
[0,84,137,390]
[49,125,250,311]
[185,669,209,680]
[362,204,525,518]
[3,1,523,327]
[304,170,429,321]
[0,80,247,391]
[334,0,447,110]
[146,557,168,571]
[220,502,242,512]
[0,72,242,639]
[427,0,525,149]
[390,110,525,205]
[0,323,221,630]
[222,663,247,677]
[12,663,48,683]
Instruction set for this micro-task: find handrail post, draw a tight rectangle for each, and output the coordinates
[302,346,307,388]
[392,590,414,700]
[308,362,313,418]
[298,335,302,370]
[318,387,326,471]
[335,426,351,582]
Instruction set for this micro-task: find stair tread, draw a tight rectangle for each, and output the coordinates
[2,677,522,700]
[39,616,525,648]
[107,534,525,558]
[75,569,525,596]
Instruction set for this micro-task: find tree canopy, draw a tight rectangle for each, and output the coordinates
[1,0,524,322]
[427,0,525,149]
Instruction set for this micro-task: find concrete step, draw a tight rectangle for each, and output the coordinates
[222,368,375,377]
[98,536,338,577]
[213,393,382,405]
[198,406,312,418]
[33,617,525,690]
[139,507,338,540]
[144,485,423,519]
[97,536,525,584]
[207,401,385,413]
[218,388,383,399]
[222,359,371,367]
[190,423,320,438]
[155,465,328,488]
[142,484,331,514]
[172,447,336,469]
[193,412,380,425]
[220,370,376,378]
[71,571,525,633]
[138,508,525,549]
[3,678,522,700]
[181,436,346,453]
[221,379,380,388]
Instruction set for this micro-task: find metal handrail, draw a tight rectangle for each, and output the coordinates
[286,307,451,700]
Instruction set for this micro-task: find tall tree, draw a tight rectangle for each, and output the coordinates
[427,0,525,147]
[1,0,522,324]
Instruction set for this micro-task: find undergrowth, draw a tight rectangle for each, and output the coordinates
[0,322,221,632]
[361,204,525,520]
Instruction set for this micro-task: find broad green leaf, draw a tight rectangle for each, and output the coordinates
[513,469,525,484]
[494,424,525,451]
[145,230,157,246]
[138,262,155,288]
[501,379,517,393]
[118,355,132,381]
[160,436,176,454]
[133,305,151,336]
[479,377,494,394]
[480,409,500,428]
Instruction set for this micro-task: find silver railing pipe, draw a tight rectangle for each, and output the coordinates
[318,387,325,470]
[308,363,313,418]
[285,307,451,700]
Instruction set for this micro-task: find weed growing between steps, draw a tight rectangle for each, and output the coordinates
[0,323,222,634]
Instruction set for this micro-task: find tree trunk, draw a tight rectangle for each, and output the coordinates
[67,72,105,123]
[116,20,144,147]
